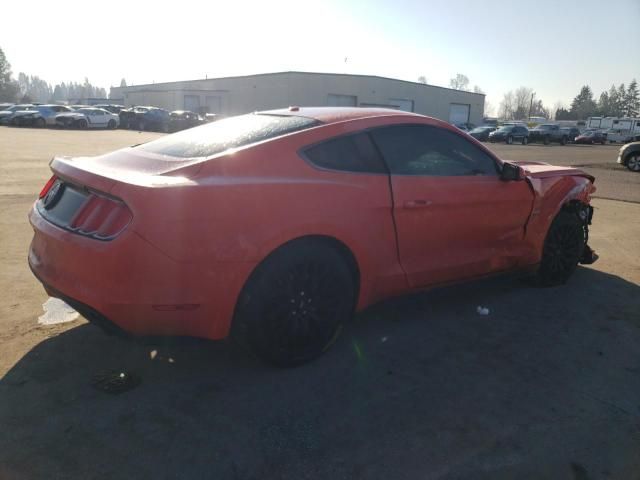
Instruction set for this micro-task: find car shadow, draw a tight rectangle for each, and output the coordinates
[1,267,640,480]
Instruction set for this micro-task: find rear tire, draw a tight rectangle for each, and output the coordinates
[35,117,46,128]
[77,119,88,129]
[625,153,640,172]
[535,210,586,286]
[232,240,355,367]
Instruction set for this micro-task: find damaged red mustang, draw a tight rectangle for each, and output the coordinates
[28,107,597,366]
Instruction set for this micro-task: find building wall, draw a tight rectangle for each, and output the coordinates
[110,72,485,125]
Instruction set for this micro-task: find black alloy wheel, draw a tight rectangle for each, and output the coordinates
[232,241,355,367]
[536,211,586,286]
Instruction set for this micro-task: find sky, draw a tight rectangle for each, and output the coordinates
[1,0,638,114]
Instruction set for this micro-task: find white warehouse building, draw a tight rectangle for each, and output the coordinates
[109,71,485,126]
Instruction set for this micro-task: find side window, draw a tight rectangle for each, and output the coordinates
[371,125,498,177]
[303,132,387,174]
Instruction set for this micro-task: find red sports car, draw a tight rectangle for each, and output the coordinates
[575,131,607,145]
[29,107,597,366]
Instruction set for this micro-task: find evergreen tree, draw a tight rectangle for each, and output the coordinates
[608,85,622,117]
[0,47,19,102]
[597,91,610,116]
[569,85,597,120]
[624,79,639,117]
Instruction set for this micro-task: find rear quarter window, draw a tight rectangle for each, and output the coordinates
[303,133,387,174]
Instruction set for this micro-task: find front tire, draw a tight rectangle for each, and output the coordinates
[506,135,513,145]
[543,136,550,145]
[232,240,356,367]
[35,117,46,128]
[521,136,528,145]
[535,210,586,286]
[107,119,116,129]
[77,119,88,129]
[625,153,640,172]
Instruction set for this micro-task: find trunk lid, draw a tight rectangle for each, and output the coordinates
[50,148,204,193]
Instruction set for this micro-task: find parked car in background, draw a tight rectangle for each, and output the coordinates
[11,105,74,127]
[29,107,597,366]
[454,122,476,132]
[488,124,529,144]
[55,107,119,129]
[118,107,136,129]
[94,104,126,115]
[561,127,581,143]
[126,106,170,132]
[468,126,496,141]
[617,141,640,172]
[168,110,204,132]
[0,103,14,111]
[575,131,607,145]
[528,124,569,145]
[0,104,35,125]
[203,113,222,123]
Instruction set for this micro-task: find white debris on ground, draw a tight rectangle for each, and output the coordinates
[38,297,79,325]
[476,306,490,316]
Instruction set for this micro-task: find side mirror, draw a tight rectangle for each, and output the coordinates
[500,162,523,181]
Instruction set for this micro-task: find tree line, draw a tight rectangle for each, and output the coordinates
[556,82,639,120]
[0,47,107,104]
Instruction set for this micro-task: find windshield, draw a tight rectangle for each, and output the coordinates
[497,126,513,132]
[138,113,319,158]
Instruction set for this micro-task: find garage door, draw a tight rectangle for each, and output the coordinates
[184,95,200,112]
[327,94,357,106]
[206,96,221,114]
[390,98,414,112]
[449,104,470,125]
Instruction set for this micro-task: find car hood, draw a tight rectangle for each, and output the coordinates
[508,160,594,182]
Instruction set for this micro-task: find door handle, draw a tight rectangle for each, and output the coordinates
[403,199,431,209]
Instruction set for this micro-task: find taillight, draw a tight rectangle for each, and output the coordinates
[39,175,57,199]
[69,194,132,239]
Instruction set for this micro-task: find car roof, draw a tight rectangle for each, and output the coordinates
[259,106,421,125]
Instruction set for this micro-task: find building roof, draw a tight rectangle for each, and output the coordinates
[114,71,485,97]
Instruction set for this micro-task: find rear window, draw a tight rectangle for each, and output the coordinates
[138,113,319,158]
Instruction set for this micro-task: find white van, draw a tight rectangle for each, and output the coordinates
[586,116,616,130]
[606,118,640,143]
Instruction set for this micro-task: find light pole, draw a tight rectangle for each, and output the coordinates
[529,91,536,119]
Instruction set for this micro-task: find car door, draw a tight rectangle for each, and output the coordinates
[91,109,107,127]
[370,124,534,288]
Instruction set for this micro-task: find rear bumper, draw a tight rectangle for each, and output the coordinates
[28,204,256,340]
